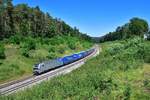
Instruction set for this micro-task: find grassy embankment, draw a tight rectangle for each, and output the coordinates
[0,35,92,84]
[1,37,150,100]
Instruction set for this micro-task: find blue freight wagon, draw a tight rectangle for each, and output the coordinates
[62,55,76,65]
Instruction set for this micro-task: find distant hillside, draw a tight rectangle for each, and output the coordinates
[91,37,100,43]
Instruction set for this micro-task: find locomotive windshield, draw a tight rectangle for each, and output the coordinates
[33,67,39,70]
[33,64,40,71]
[34,64,39,67]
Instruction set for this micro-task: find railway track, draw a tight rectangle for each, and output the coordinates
[0,45,99,96]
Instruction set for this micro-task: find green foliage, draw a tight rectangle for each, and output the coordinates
[99,17,149,42]
[129,18,149,37]
[0,43,5,59]
[106,43,124,55]
[143,79,150,88]
[20,48,29,57]
[47,52,58,59]
[146,31,150,40]
[0,1,91,41]
[142,41,150,63]
[49,36,66,45]
[57,45,66,54]
[24,37,36,50]
[123,85,131,100]
[68,41,76,50]
[1,38,149,99]
[9,35,21,44]
[20,37,36,57]
[48,47,56,53]
[0,63,25,81]
[105,37,150,64]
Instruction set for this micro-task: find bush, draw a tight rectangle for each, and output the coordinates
[106,43,124,55]
[143,79,150,87]
[48,45,56,52]
[47,52,58,59]
[25,38,36,50]
[20,37,36,57]
[123,85,131,100]
[0,44,5,59]
[20,48,29,57]
[143,42,150,63]
[49,36,65,45]
[21,37,36,50]
[57,45,66,54]
[9,35,21,44]
[68,42,76,50]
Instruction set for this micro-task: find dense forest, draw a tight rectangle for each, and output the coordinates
[99,17,150,42]
[0,0,91,40]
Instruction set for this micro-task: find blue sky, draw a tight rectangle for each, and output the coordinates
[13,0,150,37]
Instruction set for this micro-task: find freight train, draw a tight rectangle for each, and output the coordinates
[33,48,95,75]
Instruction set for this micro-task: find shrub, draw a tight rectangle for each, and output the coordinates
[10,64,19,70]
[42,38,50,45]
[143,79,150,88]
[21,37,36,50]
[26,38,36,50]
[9,35,21,44]
[68,42,76,50]
[20,37,36,57]
[20,48,29,57]
[123,85,131,100]
[143,43,150,63]
[57,45,66,54]
[48,46,56,52]
[49,36,65,45]
[0,44,5,59]
[106,43,124,55]
[47,52,58,59]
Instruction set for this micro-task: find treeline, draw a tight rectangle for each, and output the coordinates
[99,17,150,42]
[0,0,91,41]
